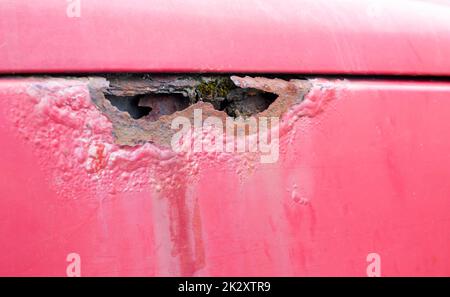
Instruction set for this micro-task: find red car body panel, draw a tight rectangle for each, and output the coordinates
[0,0,450,276]
[1,0,450,75]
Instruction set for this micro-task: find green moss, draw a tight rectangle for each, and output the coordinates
[196,77,235,101]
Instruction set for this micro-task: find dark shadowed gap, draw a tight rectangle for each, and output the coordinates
[105,93,190,121]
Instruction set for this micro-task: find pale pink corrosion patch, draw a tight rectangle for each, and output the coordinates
[1,77,333,276]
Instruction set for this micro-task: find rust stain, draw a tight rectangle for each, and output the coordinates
[92,143,107,173]
[157,162,206,276]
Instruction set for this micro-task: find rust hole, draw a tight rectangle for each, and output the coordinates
[105,94,151,119]
[223,88,278,117]
[88,75,310,147]
[105,93,190,121]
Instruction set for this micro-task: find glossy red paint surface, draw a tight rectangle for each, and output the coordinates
[1,0,450,75]
[0,77,449,276]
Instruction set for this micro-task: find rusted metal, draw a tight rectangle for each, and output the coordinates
[89,75,310,147]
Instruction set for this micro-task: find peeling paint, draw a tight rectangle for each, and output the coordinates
[7,75,338,199]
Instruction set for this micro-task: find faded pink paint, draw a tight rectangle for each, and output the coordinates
[0,77,449,276]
